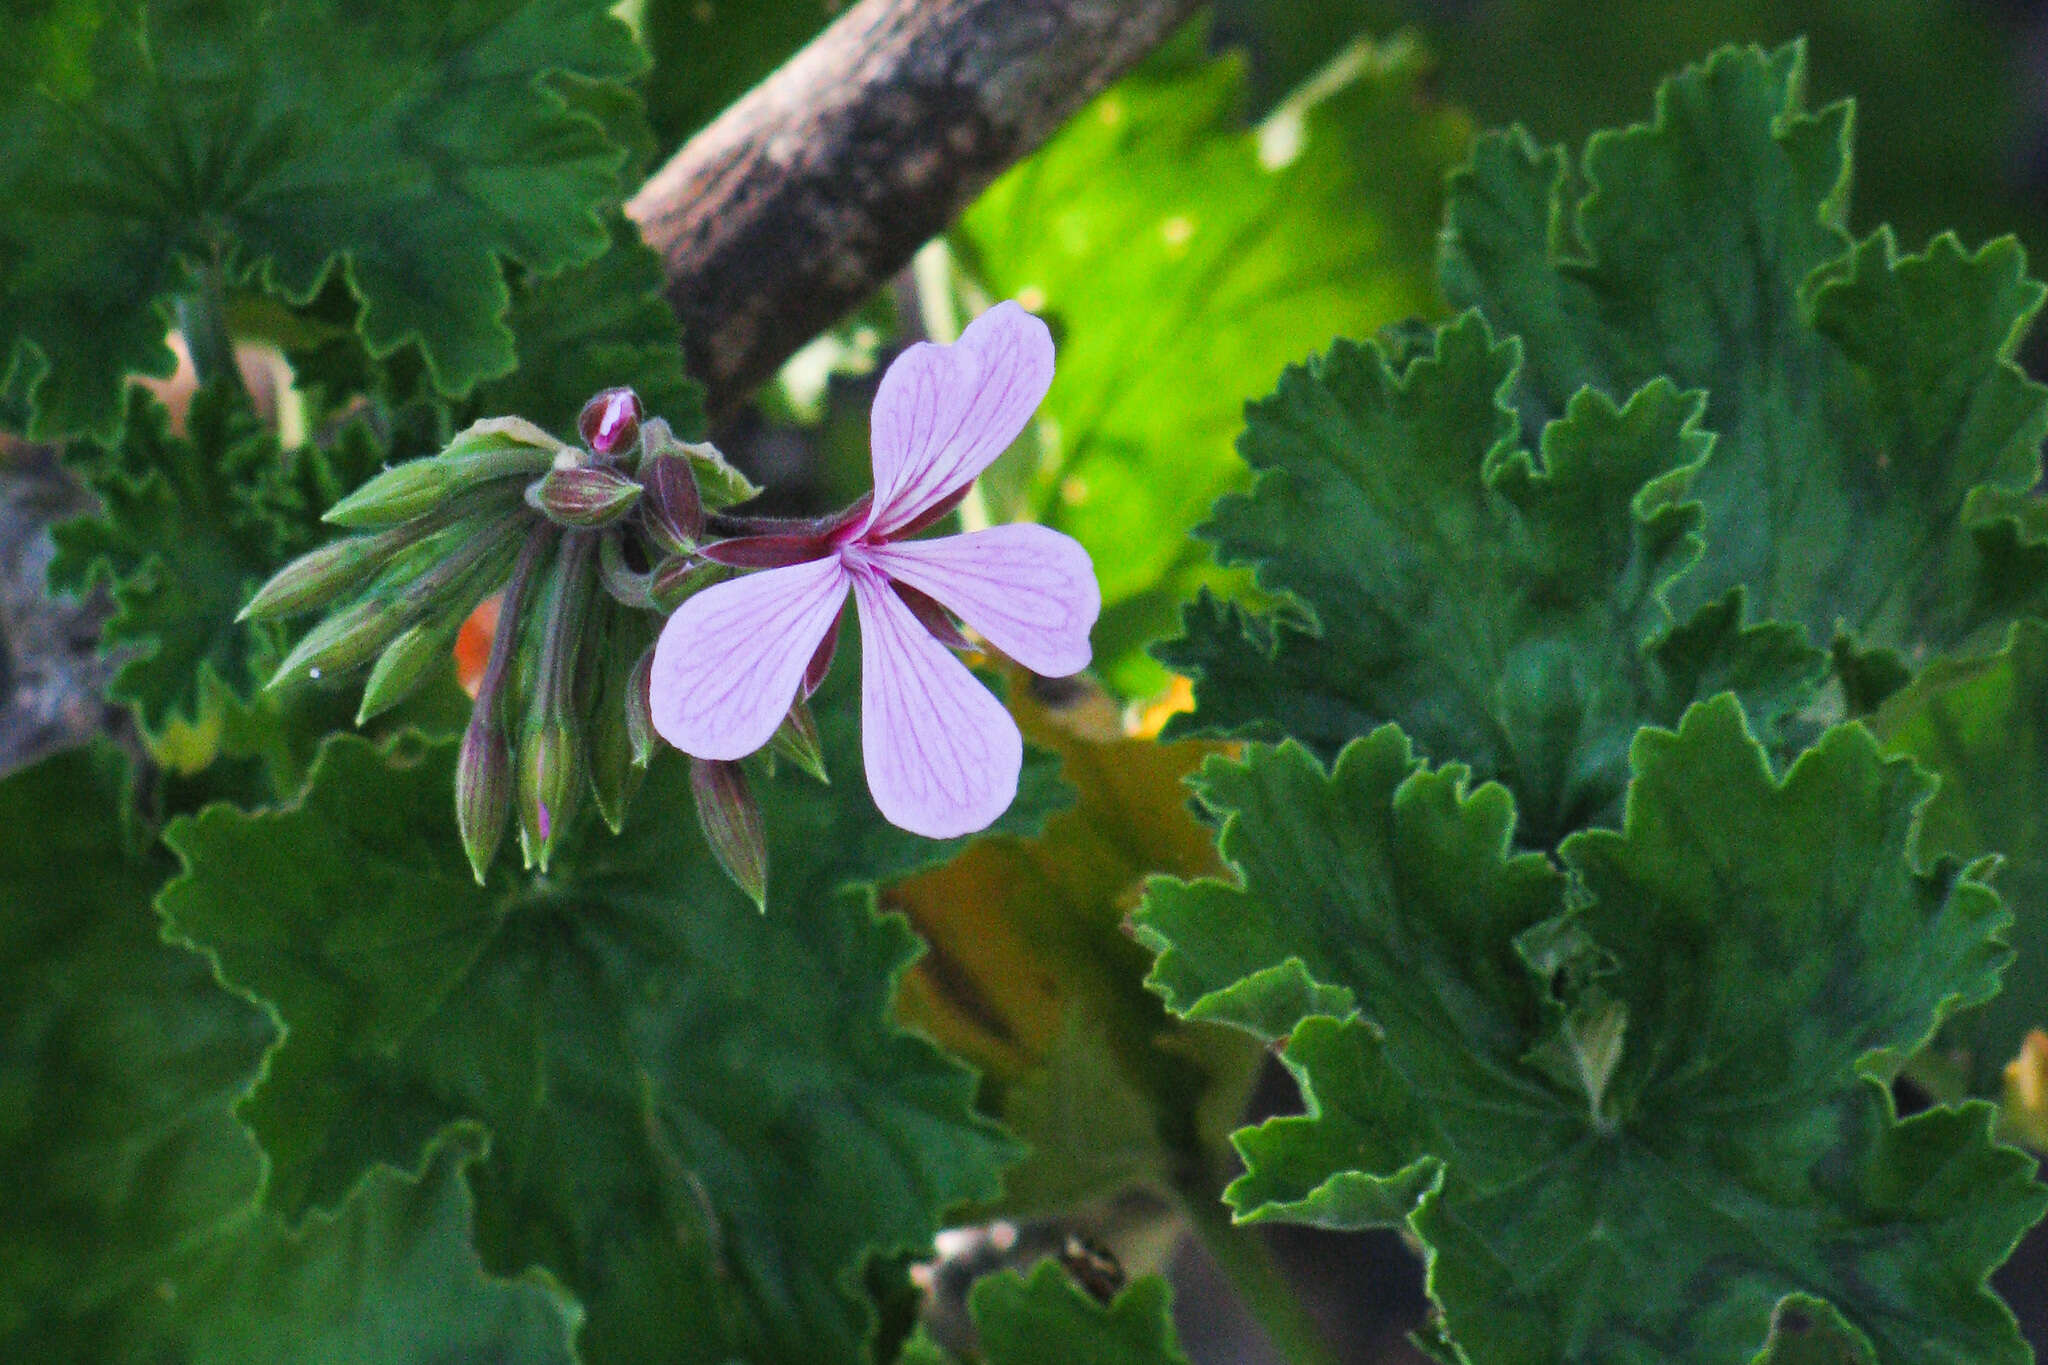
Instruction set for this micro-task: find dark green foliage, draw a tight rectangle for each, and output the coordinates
[1137,700,2044,1362]
[0,745,582,1361]
[158,659,1067,1364]
[0,0,646,441]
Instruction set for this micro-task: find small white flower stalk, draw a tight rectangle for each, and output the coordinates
[243,388,762,884]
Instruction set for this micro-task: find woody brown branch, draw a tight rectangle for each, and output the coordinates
[625,0,1202,423]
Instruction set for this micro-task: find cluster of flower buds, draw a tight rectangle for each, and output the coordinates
[242,387,820,896]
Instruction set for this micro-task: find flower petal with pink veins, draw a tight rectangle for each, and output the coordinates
[868,525,1099,677]
[649,555,848,761]
[866,301,1054,537]
[851,569,1023,838]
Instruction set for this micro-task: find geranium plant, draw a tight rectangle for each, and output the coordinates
[1,3,2044,1364]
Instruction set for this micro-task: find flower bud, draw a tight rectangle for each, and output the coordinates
[769,697,828,784]
[642,419,759,511]
[585,606,653,834]
[456,715,513,885]
[636,445,703,557]
[356,619,458,724]
[324,422,562,529]
[267,597,407,689]
[526,465,642,530]
[513,534,594,872]
[624,642,657,768]
[578,388,643,458]
[691,757,767,910]
[516,717,582,873]
[240,532,393,622]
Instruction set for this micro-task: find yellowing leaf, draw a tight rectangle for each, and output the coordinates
[890,678,1261,1215]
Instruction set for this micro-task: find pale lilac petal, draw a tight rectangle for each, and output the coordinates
[650,556,848,760]
[867,301,1054,537]
[851,569,1023,838]
[867,525,1099,677]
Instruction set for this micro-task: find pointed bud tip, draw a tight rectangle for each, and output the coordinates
[527,465,642,530]
[579,388,644,457]
[456,720,514,882]
[691,758,768,910]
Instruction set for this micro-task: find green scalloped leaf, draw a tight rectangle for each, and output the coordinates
[1157,311,1823,845]
[157,657,1064,1365]
[898,1262,1189,1365]
[44,385,459,770]
[971,1262,1190,1365]
[1216,0,2040,282]
[0,0,645,442]
[954,27,1470,693]
[47,386,297,742]
[1135,698,2044,1363]
[1440,42,2048,685]
[291,213,706,446]
[1870,618,2048,1093]
[0,744,581,1361]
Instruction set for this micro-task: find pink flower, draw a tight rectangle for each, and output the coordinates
[648,302,1100,838]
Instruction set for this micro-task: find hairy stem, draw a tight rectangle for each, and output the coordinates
[1177,1190,1341,1365]
[178,247,244,399]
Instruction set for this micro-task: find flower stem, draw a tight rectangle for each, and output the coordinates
[179,247,245,399]
[1175,1187,1339,1365]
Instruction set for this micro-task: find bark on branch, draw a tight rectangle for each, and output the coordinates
[625,0,1201,422]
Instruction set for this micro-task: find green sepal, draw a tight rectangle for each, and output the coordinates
[585,599,656,832]
[358,620,463,725]
[324,419,561,529]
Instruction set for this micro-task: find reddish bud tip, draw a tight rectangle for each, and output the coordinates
[578,388,644,457]
[637,447,705,556]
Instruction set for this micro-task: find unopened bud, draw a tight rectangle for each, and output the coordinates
[526,465,642,530]
[769,697,828,784]
[516,718,582,873]
[442,416,565,461]
[578,388,644,457]
[267,597,406,689]
[643,420,759,510]
[456,716,513,884]
[241,534,390,622]
[691,757,767,910]
[637,445,704,556]
[514,534,594,872]
[324,421,562,529]
[357,619,457,724]
[624,642,657,768]
[586,608,653,834]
